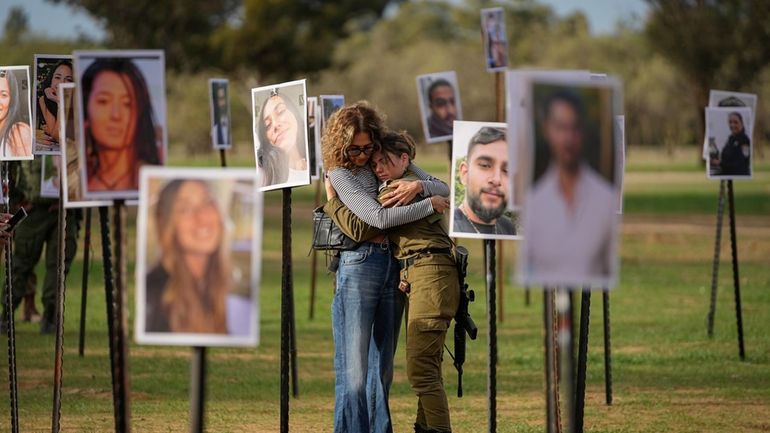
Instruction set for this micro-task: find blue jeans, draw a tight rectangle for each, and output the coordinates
[333,242,404,433]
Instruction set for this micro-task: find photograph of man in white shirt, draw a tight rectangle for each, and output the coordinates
[522,88,618,287]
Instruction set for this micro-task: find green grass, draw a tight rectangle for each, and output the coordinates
[1,147,769,432]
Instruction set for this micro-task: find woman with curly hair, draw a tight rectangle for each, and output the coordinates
[321,101,449,433]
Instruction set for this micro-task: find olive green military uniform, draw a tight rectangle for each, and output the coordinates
[325,170,459,433]
[2,159,79,331]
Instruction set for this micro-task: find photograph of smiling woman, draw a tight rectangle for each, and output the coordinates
[0,66,34,160]
[252,79,310,191]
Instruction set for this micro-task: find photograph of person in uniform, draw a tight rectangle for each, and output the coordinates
[0,66,34,160]
[521,81,620,288]
[481,7,508,71]
[450,121,518,240]
[252,79,310,191]
[321,102,449,433]
[136,169,260,347]
[209,79,231,149]
[706,107,753,179]
[417,71,463,143]
[319,94,344,134]
[702,90,756,161]
[323,131,457,433]
[75,50,166,199]
[33,56,73,154]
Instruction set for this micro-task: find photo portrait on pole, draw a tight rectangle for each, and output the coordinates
[0,65,34,161]
[135,167,262,347]
[319,94,344,135]
[209,78,231,150]
[702,90,757,161]
[57,82,112,208]
[480,7,508,72]
[307,96,322,179]
[39,154,62,198]
[74,50,167,200]
[706,107,753,180]
[33,54,73,155]
[450,120,520,240]
[416,71,463,144]
[519,74,622,288]
[252,79,311,191]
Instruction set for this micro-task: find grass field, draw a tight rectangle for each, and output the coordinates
[1,146,769,432]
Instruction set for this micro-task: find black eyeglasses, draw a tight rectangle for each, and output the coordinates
[346,144,376,157]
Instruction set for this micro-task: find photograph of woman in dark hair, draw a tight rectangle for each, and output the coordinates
[715,111,751,176]
[35,58,73,151]
[80,57,162,194]
[254,85,308,189]
[0,67,33,159]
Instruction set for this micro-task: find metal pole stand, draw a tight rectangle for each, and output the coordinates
[602,291,613,406]
[543,290,557,433]
[574,289,591,433]
[555,289,575,433]
[2,162,20,433]
[51,176,68,432]
[707,180,726,337]
[726,181,745,360]
[484,240,497,432]
[190,347,207,433]
[78,208,92,357]
[309,180,321,320]
[280,188,293,432]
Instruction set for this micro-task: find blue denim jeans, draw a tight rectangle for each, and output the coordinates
[332,241,404,433]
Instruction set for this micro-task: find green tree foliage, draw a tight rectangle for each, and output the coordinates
[645,0,770,155]
[3,6,29,45]
[214,0,403,81]
[47,0,240,71]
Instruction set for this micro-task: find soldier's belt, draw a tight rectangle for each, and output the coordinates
[400,247,453,269]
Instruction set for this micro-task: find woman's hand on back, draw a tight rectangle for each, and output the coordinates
[380,180,422,208]
[430,196,450,214]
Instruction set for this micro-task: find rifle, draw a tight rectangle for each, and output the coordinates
[452,245,477,397]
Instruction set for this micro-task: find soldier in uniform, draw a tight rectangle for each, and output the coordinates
[325,131,459,433]
[1,158,79,333]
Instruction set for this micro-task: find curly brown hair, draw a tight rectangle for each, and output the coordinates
[322,101,386,171]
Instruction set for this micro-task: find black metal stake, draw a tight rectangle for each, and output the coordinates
[190,347,207,433]
[525,287,531,307]
[556,289,575,433]
[51,173,68,433]
[483,240,497,432]
[112,200,131,431]
[544,290,556,433]
[574,289,591,433]
[2,162,19,433]
[78,208,92,357]
[727,181,745,360]
[707,180,726,337]
[602,292,612,406]
[280,188,292,433]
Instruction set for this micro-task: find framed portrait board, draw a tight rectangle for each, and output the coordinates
[135,167,262,347]
[33,54,73,155]
[416,71,463,144]
[449,120,520,240]
[517,72,623,289]
[0,65,34,161]
[252,79,311,191]
[74,50,167,200]
[209,78,232,150]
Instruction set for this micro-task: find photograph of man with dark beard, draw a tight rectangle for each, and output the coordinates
[417,71,463,143]
[450,121,517,239]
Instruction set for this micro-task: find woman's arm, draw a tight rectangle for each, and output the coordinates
[409,163,449,197]
[328,168,435,230]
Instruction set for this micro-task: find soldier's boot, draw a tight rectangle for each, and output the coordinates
[22,293,41,323]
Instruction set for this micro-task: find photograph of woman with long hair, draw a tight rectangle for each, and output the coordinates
[76,51,165,198]
[252,80,310,191]
[0,66,33,160]
[34,56,73,153]
[142,176,256,340]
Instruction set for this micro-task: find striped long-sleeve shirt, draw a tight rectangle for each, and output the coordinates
[328,163,449,230]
